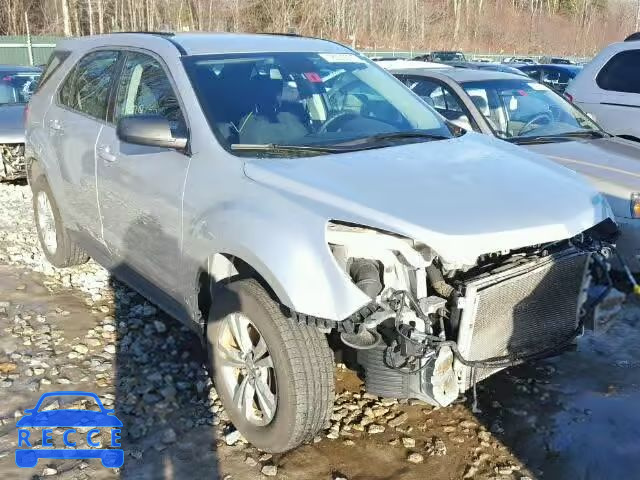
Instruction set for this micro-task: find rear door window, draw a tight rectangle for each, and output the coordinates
[58,50,120,120]
[596,50,640,94]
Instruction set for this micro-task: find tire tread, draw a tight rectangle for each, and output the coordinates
[219,279,334,452]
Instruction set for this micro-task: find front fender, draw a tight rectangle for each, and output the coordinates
[183,192,371,321]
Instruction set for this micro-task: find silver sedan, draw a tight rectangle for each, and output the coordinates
[385,66,640,270]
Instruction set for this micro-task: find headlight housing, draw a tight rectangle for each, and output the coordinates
[326,221,430,300]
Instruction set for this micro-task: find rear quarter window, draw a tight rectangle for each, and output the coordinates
[596,50,640,94]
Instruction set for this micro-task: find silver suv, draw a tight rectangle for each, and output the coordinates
[26,32,617,453]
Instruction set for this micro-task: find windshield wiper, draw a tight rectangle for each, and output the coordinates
[230,143,352,155]
[345,131,450,145]
[508,130,608,145]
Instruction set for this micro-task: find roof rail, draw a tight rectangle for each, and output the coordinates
[110,31,175,36]
[258,32,300,37]
[109,31,187,55]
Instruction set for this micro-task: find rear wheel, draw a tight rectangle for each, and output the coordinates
[32,176,89,267]
[207,279,334,452]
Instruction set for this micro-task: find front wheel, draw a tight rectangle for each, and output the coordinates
[207,279,334,452]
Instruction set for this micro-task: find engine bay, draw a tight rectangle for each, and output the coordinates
[327,219,618,407]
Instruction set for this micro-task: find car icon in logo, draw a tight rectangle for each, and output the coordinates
[15,391,123,468]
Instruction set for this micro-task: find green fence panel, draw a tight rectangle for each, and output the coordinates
[0,35,62,66]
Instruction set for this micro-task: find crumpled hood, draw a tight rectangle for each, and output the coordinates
[244,133,612,265]
[526,136,640,217]
[0,104,26,143]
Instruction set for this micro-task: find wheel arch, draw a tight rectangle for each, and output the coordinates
[195,252,291,327]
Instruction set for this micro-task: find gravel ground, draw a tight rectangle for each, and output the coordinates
[0,181,638,480]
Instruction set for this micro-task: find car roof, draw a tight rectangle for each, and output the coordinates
[56,32,351,56]
[387,66,525,83]
[376,59,451,70]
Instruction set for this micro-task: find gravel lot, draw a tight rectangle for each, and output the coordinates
[0,181,639,480]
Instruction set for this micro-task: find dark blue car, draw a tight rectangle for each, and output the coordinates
[516,64,583,93]
[15,391,123,468]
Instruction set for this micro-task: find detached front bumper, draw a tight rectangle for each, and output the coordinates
[1,143,26,181]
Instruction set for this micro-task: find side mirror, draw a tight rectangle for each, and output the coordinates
[116,115,188,151]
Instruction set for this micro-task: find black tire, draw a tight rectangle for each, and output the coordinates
[207,279,334,452]
[32,176,89,268]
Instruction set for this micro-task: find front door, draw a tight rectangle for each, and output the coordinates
[96,50,190,298]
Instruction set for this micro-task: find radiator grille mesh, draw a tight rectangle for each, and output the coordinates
[457,253,589,389]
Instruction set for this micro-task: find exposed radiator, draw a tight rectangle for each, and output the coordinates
[454,250,590,390]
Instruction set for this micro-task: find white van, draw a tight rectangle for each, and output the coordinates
[566,39,640,139]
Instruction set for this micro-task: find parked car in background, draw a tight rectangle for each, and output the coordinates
[427,50,467,62]
[27,32,616,453]
[540,56,575,65]
[448,61,529,76]
[517,64,582,93]
[502,56,537,64]
[0,64,41,181]
[369,56,404,62]
[384,65,640,270]
[566,40,640,140]
[375,59,449,70]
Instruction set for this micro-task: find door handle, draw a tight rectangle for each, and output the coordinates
[97,145,117,163]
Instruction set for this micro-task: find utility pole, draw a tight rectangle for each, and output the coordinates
[24,12,33,66]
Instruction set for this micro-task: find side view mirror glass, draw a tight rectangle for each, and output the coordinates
[116,115,188,151]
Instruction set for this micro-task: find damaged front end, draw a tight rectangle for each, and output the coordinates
[1,144,26,181]
[326,219,618,408]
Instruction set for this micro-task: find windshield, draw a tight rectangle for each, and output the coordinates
[183,52,452,155]
[460,78,601,141]
[0,70,41,105]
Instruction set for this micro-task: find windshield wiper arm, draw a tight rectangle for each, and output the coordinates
[553,130,608,138]
[357,131,449,143]
[509,130,608,145]
[230,143,350,155]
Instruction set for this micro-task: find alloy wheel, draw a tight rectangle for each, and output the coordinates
[218,313,277,426]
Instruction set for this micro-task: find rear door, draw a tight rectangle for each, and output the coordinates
[44,50,121,240]
[96,50,190,298]
[590,49,640,137]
